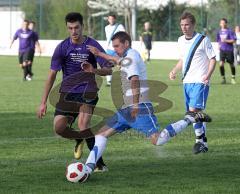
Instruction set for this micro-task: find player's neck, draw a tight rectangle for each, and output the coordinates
[71,36,85,44]
[185,31,196,40]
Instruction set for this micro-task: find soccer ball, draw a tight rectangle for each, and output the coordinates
[66,162,89,183]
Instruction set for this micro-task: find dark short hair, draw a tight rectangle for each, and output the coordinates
[29,21,35,25]
[111,31,131,47]
[65,12,83,25]
[180,11,196,25]
[108,14,116,19]
[221,18,228,23]
[23,19,29,24]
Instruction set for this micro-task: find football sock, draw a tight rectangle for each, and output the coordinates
[23,66,28,79]
[193,122,206,141]
[156,119,190,145]
[84,129,106,167]
[220,66,225,77]
[86,135,107,174]
[230,65,236,76]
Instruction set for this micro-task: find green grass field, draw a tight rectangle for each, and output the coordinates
[0,55,240,194]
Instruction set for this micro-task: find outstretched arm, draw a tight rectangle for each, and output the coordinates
[37,69,57,119]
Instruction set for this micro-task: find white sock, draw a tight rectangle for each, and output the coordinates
[106,75,112,83]
[85,135,107,173]
[156,120,189,145]
[193,123,205,137]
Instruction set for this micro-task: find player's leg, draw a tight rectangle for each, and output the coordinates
[77,103,107,171]
[188,83,209,154]
[85,125,116,174]
[219,51,226,84]
[18,52,25,81]
[22,52,31,81]
[27,49,35,78]
[227,51,236,84]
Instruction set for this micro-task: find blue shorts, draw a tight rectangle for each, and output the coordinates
[106,103,159,137]
[106,49,117,56]
[183,83,209,111]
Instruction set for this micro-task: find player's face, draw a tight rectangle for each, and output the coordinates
[112,39,129,56]
[220,20,227,29]
[180,18,195,37]
[108,16,116,25]
[22,22,29,31]
[29,23,34,30]
[67,21,83,42]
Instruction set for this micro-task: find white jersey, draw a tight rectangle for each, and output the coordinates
[236,32,240,45]
[105,23,125,50]
[178,33,216,84]
[120,48,150,108]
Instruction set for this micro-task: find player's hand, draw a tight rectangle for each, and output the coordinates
[169,70,176,80]
[202,74,210,85]
[131,105,139,118]
[81,61,94,73]
[87,45,100,56]
[37,103,47,119]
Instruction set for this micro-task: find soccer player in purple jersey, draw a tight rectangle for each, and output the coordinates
[37,12,112,172]
[10,20,36,81]
[28,21,41,79]
[216,18,237,84]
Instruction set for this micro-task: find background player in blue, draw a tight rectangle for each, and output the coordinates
[10,20,36,81]
[216,18,237,84]
[37,12,112,172]
[169,12,216,154]
[84,31,212,176]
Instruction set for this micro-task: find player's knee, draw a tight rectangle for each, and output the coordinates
[54,123,67,136]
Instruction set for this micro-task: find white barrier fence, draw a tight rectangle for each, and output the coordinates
[0,39,220,60]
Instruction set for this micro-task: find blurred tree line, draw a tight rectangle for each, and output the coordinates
[21,0,240,41]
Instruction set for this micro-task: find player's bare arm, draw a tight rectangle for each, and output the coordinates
[81,61,112,76]
[87,45,119,65]
[130,75,140,118]
[202,57,216,84]
[37,69,57,119]
[169,59,183,80]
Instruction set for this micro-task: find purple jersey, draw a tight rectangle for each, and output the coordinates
[13,29,35,53]
[51,36,111,93]
[216,28,236,51]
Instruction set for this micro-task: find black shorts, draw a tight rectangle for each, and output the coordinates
[54,92,99,120]
[28,49,35,62]
[18,50,32,64]
[220,50,234,64]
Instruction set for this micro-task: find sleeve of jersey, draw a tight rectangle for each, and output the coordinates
[177,37,184,59]
[118,24,125,32]
[13,31,19,40]
[93,41,112,68]
[204,37,216,59]
[34,32,39,41]
[50,44,63,71]
[230,30,237,40]
[125,51,140,80]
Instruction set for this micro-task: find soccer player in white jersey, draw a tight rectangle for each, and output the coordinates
[168,12,216,154]
[83,31,212,177]
[105,14,125,86]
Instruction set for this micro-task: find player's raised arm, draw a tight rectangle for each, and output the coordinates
[37,69,57,119]
[169,59,183,80]
[87,45,120,65]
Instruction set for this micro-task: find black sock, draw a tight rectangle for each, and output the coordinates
[28,65,33,76]
[220,66,225,77]
[23,66,28,79]
[230,64,236,77]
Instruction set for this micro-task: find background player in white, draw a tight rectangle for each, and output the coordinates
[169,12,216,154]
[83,31,212,176]
[105,14,125,86]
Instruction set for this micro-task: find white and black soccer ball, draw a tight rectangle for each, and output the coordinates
[66,162,89,183]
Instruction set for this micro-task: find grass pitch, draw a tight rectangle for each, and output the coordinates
[0,55,240,194]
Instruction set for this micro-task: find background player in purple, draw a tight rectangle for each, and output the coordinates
[10,19,36,81]
[28,21,42,79]
[37,12,112,172]
[216,18,237,84]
